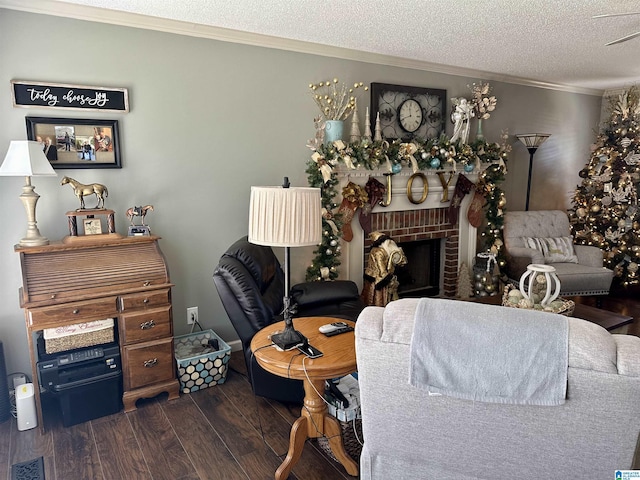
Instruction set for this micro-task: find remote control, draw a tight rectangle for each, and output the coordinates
[323,325,354,337]
[319,322,348,334]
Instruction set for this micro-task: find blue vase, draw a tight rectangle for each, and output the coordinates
[324,120,344,144]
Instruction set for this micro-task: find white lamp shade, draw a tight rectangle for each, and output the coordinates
[248,186,322,247]
[516,133,551,149]
[0,141,57,176]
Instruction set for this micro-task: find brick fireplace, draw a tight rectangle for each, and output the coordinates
[364,207,459,297]
[335,168,479,297]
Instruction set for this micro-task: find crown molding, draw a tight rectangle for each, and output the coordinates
[1,0,604,97]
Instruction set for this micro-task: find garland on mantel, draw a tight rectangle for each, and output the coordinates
[305,134,511,282]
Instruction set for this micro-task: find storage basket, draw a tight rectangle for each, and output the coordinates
[174,329,230,393]
[317,417,363,463]
[43,318,115,354]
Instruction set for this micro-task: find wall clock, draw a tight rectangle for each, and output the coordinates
[370,83,446,141]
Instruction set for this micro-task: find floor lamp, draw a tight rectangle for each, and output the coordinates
[248,178,322,350]
[516,133,551,211]
[0,141,58,246]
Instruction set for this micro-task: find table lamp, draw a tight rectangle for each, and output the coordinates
[0,140,58,247]
[516,133,551,211]
[248,178,321,350]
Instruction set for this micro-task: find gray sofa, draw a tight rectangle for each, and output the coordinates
[355,298,640,480]
[503,210,614,296]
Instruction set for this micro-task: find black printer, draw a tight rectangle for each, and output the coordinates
[37,341,123,427]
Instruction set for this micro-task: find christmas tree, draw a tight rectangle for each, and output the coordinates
[568,87,640,287]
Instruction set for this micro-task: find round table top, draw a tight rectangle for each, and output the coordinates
[250,316,357,381]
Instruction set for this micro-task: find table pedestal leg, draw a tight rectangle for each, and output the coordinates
[274,378,359,480]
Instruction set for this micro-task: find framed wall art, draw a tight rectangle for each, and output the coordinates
[25,117,121,169]
[370,83,446,141]
[12,80,129,113]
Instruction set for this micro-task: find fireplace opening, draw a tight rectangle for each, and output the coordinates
[395,238,442,298]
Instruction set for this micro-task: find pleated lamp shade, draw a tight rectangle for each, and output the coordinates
[248,186,322,247]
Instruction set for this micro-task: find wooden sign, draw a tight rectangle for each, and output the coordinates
[11,80,129,113]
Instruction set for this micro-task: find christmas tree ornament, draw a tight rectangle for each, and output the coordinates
[456,262,473,299]
[349,102,362,143]
[374,112,383,142]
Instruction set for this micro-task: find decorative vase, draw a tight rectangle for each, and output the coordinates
[324,120,344,144]
[476,118,485,141]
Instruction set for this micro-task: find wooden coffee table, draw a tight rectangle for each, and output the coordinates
[250,317,358,480]
[472,295,633,331]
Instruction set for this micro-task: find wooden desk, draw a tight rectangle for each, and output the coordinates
[16,236,180,432]
[250,317,358,479]
[471,295,633,331]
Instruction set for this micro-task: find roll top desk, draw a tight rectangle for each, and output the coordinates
[16,235,180,431]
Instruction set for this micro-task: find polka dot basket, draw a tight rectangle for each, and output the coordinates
[174,329,231,393]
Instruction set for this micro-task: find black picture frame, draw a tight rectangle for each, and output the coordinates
[370,83,446,141]
[25,116,121,169]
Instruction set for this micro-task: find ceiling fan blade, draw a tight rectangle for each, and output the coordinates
[606,30,640,45]
[593,12,640,19]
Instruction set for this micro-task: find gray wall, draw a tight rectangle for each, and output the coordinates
[0,10,602,375]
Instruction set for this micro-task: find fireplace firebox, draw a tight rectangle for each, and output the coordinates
[395,238,442,298]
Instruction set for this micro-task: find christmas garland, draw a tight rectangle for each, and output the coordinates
[305,134,511,281]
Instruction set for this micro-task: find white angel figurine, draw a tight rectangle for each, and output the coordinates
[450,97,474,144]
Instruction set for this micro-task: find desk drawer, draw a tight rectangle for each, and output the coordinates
[120,305,172,344]
[28,297,118,329]
[119,289,171,311]
[123,337,175,390]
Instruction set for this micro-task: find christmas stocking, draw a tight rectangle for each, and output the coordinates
[339,182,367,242]
[467,189,486,228]
[359,177,386,235]
[448,173,475,225]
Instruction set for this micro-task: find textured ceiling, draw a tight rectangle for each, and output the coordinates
[7,0,640,92]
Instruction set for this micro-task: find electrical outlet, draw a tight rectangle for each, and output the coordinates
[187,306,198,325]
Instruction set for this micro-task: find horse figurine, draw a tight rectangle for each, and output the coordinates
[60,176,108,210]
[126,205,154,225]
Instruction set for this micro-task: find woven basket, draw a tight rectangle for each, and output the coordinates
[317,418,363,463]
[502,284,575,316]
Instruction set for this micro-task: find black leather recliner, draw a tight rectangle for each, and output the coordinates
[213,237,364,404]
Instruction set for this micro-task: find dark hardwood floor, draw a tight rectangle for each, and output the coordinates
[0,353,355,480]
[2,290,639,480]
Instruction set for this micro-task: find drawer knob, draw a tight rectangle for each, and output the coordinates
[143,358,158,368]
[140,320,156,330]
[143,281,151,287]
[50,294,56,299]
[72,309,79,314]
[143,298,149,304]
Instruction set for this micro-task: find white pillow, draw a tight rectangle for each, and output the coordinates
[522,236,578,264]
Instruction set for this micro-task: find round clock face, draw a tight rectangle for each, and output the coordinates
[398,99,423,133]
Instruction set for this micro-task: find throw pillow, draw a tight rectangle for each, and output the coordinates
[522,236,579,264]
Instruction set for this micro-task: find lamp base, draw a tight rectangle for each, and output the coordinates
[271,329,306,351]
[18,236,50,247]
